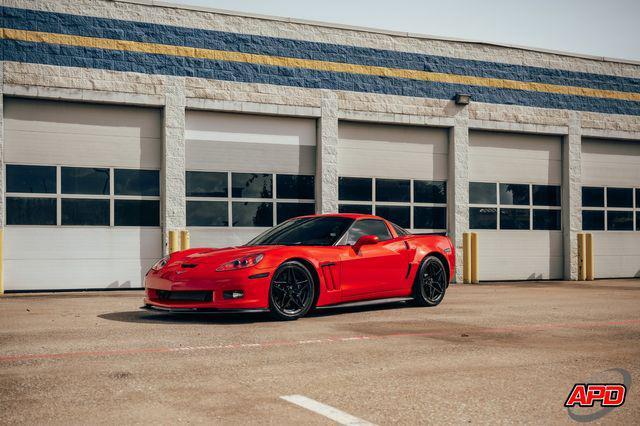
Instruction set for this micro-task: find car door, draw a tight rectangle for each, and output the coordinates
[339,219,408,299]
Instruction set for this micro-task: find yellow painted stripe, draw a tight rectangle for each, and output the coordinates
[3,28,640,103]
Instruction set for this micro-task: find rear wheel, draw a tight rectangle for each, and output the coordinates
[412,256,447,307]
[268,261,315,320]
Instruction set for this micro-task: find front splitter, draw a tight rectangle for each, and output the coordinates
[141,304,269,314]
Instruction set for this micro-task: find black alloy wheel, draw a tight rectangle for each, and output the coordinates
[268,261,315,320]
[413,255,447,307]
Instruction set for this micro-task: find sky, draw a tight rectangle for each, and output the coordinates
[166,0,640,62]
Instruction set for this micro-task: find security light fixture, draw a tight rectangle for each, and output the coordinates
[455,93,471,105]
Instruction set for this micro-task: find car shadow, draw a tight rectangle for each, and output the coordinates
[98,301,413,325]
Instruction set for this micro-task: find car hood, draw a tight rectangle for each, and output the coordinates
[176,245,282,266]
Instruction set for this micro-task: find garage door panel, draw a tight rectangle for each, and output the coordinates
[5,98,162,169]
[338,122,448,180]
[4,228,161,290]
[582,138,640,186]
[476,231,564,280]
[189,228,264,249]
[592,233,640,278]
[470,131,562,184]
[186,140,315,174]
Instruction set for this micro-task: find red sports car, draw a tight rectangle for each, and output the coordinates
[143,214,455,320]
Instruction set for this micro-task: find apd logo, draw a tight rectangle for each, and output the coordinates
[564,368,631,422]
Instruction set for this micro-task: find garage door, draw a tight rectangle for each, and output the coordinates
[469,131,563,280]
[4,98,162,291]
[338,122,448,231]
[185,111,317,248]
[581,138,640,278]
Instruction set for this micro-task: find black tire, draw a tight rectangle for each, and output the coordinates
[412,255,447,307]
[268,261,316,321]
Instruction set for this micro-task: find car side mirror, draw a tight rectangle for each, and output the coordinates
[353,235,379,253]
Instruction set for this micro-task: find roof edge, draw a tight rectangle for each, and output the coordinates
[106,0,640,66]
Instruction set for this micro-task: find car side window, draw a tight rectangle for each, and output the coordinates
[345,219,392,245]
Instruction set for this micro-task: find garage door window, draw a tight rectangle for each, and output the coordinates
[469,182,561,230]
[581,186,638,231]
[5,165,160,227]
[186,171,315,227]
[338,177,447,231]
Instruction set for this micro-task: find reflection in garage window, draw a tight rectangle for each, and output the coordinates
[338,204,373,214]
[500,183,529,205]
[582,187,604,207]
[607,211,633,231]
[186,171,315,227]
[276,202,315,224]
[6,197,57,225]
[6,165,56,194]
[276,174,314,200]
[186,171,228,197]
[500,208,530,230]
[533,210,561,230]
[376,179,410,202]
[414,181,446,203]
[581,186,637,231]
[115,169,160,196]
[376,205,410,228]
[339,177,446,231]
[232,202,273,227]
[62,167,110,195]
[470,207,497,229]
[532,185,561,206]
[414,206,446,229]
[115,200,160,226]
[469,182,497,204]
[232,173,272,198]
[582,210,605,231]
[338,177,372,201]
[62,199,109,226]
[187,200,228,227]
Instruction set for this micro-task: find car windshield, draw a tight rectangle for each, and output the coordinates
[247,217,354,246]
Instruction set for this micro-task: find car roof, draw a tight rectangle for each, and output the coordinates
[295,213,384,220]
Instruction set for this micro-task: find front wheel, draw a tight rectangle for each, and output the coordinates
[268,261,315,320]
[412,256,447,307]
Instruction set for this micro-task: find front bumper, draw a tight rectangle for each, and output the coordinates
[141,304,268,314]
[143,267,272,311]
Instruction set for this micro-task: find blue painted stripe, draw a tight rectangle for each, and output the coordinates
[4,39,640,116]
[2,6,640,95]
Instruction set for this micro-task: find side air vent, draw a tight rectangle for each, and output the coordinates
[181,263,198,268]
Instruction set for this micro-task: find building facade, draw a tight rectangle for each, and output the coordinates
[1,0,639,291]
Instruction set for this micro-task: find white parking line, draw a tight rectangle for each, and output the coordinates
[280,394,376,426]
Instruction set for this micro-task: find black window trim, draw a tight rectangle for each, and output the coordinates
[5,164,161,227]
[581,185,638,232]
[468,181,562,231]
[338,176,447,231]
[185,170,316,228]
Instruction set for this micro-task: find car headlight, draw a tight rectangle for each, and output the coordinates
[216,253,264,272]
[151,255,170,271]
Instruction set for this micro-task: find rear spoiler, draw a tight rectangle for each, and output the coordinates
[411,232,448,236]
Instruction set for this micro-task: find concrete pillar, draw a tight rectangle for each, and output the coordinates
[562,112,582,280]
[315,90,339,214]
[162,77,186,255]
[448,106,470,283]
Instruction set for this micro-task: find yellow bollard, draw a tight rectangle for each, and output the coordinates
[586,233,594,281]
[577,233,586,281]
[168,230,179,254]
[180,230,190,251]
[471,232,479,284]
[0,228,4,295]
[463,232,471,284]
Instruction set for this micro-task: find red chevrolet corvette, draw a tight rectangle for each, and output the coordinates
[144,214,455,320]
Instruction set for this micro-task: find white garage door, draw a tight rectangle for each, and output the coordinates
[469,131,563,281]
[581,138,640,278]
[4,98,162,291]
[338,121,448,231]
[185,111,317,248]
